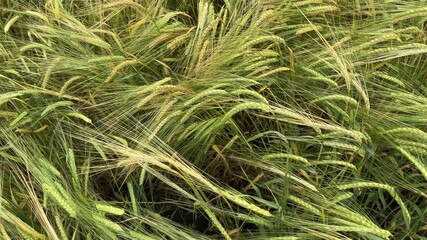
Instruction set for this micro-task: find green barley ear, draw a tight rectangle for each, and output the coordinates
[67,148,80,190]
[42,183,77,218]
[95,203,125,215]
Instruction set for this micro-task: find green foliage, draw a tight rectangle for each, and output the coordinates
[1,0,427,239]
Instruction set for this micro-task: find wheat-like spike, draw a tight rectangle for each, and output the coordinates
[91,29,124,50]
[244,58,279,71]
[95,203,125,215]
[271,106,307,121]
[241,35,285,50]
[302,67,338,87]
[312,94,359,107]
[180,100,210,123]
[220,191,272,216]
[127,181,138,215]
[66,112,92,124]
[135,77,173,94]
[194,40,210,71]
[19,43,52,53]
[221,102,271,124]
[31,25,55,34]
[128,230,156,240]
[389,92,427,104]
[149,110,182,140]
[16,229,33,240]
[329,205,379,229]
[2,207,45,239]
[42,183,76,218]
[307,122,364,143]
[24,10,48,22]
[87,55,125,63]
[102,0,144,12]
[9,111,28,127]
[42,57,63,88]
[149,33,174,49]
[45,162,61,177]
[372,72,405,87]
[235,213,273,227]
[331,192,353,203]
[360,47,399,57]
[69,34,111,49]
[41,101,73,116]
[295,25,323,35]
[4,16,20,33]
[262,153,309,164]
[254,49,280,58]
[292,0,324,7]
[183,89,228,107]
[309,160,357,170]
[331,36,352,49]
[347,33,401,54]
[383,127,427,141]
[104,59,138,83]
[337,182,394,192]
[136,92,160,109]
[231,89,268,104]
[59,76,81,96]
[306,6,339,14]
[0,223,11,240]
[245,56,268,65]
[283,24,313,30]
[251,9,277,28]
[197,1,210,30]
[55,216,68,240]
[154,99,178,123]
[323,141,364,153]
[325,226,391,238]
[404,146,427,155]
[395,139,427,149]
[396,43,427,50]
[200,9,222,42]
[166,27,195,50]
[338,181,411,227]
[255,67,290,79]
[394,26,422,34]
[396,146,427,180]
[288,195,321,215]
[92,214,123,232]
[391,7,427,24]
[388,191,411,228]
[67,148,80,190]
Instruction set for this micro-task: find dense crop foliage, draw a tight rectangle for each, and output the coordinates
[1,0,427,239]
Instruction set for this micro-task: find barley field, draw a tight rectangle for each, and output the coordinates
[1,0,427,239]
